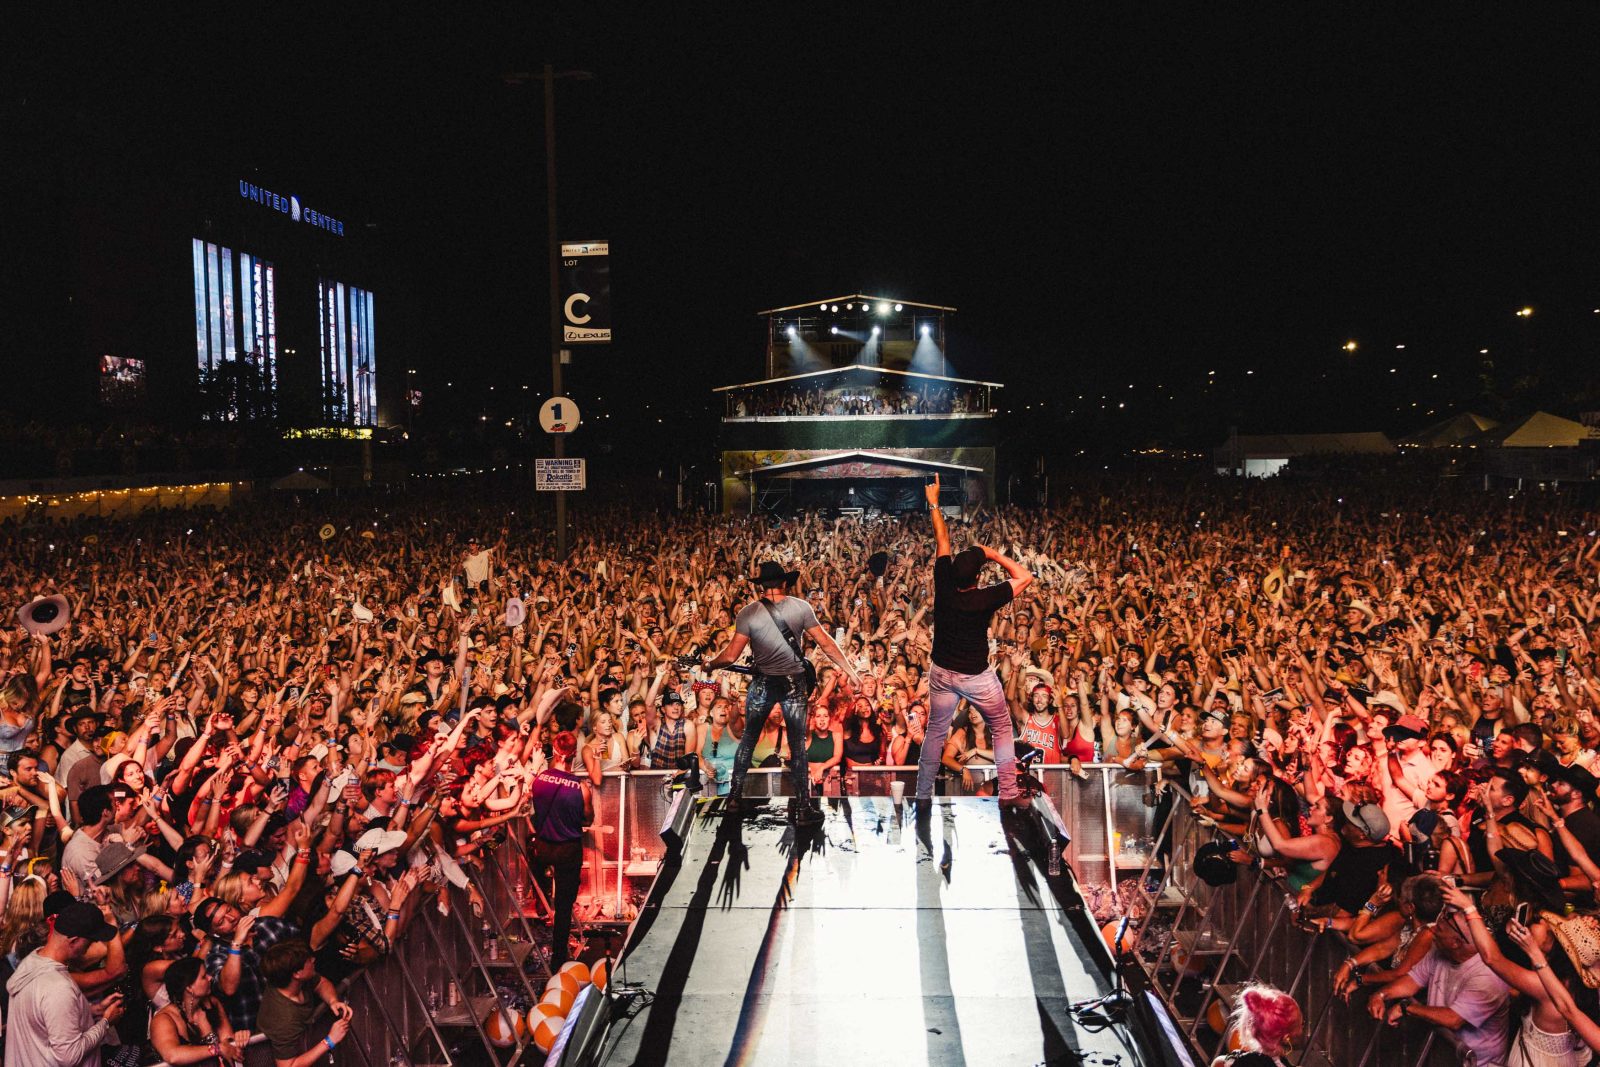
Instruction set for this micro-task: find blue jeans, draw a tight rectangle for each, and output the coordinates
[731,673,812,802]
[917,662,1018,800]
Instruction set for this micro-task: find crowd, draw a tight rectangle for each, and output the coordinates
[727,382,988,418]
[2,475,1600,1066]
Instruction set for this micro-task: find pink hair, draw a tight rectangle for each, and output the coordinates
[1234,984,1301,1054]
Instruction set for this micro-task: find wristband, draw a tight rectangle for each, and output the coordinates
[1531,961,1548,970]
[228,947,242,956]
[1553,818,1566,829]
[324,1037,338,1052]
[387,911,400,921]
[1363,902,1379,915]
[1398,999,1410,1018]
[0,867,11,876]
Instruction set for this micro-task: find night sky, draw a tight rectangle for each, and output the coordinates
[6,6,1600,457]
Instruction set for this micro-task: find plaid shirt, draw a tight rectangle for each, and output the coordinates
[203,914,297,1031]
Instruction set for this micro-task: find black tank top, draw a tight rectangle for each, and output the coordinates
[843,726,880,766]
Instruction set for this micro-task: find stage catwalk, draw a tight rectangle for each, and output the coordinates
[590,797,1155,1067]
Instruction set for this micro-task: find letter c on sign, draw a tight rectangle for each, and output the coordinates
[564,293,591,325]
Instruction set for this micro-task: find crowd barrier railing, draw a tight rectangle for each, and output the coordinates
[334,763,1462,1065]
[1127,778,1460,1067]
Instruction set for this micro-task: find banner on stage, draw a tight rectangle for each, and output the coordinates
[560,241,610,343]
[536,458,586,491]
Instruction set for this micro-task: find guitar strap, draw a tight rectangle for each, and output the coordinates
[758,599,813,690]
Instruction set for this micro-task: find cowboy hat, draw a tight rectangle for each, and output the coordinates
[94,840,148,885]
[17,595,70,637]
[749,561,799,586]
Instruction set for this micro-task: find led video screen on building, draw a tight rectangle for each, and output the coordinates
[99,355,146,408]
[191,238,275,419]
[318,280,376,425]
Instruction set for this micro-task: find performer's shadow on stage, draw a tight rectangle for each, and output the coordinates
[712,798,830,910]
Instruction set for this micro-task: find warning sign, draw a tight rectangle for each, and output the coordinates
[536,458,586,491]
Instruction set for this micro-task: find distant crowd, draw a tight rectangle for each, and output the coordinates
[728,382,988,417]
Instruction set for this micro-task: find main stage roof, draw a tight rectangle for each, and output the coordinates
[740,450,985,477]
[714,363,1003,392]
[756,294,957,316]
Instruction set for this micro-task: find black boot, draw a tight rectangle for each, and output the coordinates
[789,796,824,826]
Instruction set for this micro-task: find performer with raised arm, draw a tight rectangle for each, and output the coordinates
[703,560,862,824]
[918,474,1034,808]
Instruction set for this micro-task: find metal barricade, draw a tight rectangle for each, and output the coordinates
[1119,777,1459,1067]
[336,763,1459,1066]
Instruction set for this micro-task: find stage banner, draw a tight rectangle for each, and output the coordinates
[560,241,611,343]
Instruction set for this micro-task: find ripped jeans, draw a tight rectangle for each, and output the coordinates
[730,673,812,802]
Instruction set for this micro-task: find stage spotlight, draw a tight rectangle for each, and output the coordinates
[846,303,853,310]
[819,303,828,310]
[871,325,880,335]
[877,303,888,314]
[831,326,839,335]
[786,325,798,337]
[921,324,931,335]
[894,303,903,312]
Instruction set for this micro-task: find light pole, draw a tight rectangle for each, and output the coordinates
[506,64,592,559]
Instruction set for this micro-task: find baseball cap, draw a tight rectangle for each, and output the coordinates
[1382,714,1428,742]
[354,828,408,855]
[661,691,684,707]
[1408,808,1442,839]
[54,902,117,942]
[1342,800,1391,843]
[231,849,274,876]
[949,546,986,587]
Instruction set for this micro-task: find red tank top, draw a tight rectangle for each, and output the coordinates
[1020,715,1064,762]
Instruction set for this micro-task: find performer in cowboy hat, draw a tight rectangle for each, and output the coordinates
[703,560,860,823]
